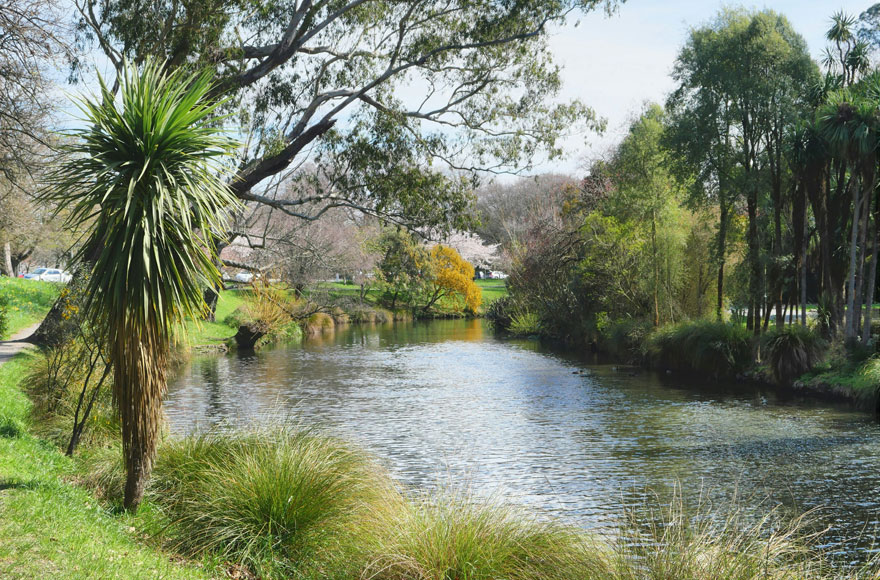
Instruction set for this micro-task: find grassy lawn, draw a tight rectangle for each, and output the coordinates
[475,278,508,306]
[0,278,61,339]
[317,278,508,315]
[182,288,248,347]
[0,353,212,580]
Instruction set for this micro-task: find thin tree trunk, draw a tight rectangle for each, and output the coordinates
[863,221,878,345]
[716,201,729,321]
[854,184,869,335]
[801,205,808,327]
[845,178,861,339]
[651,211,659,327]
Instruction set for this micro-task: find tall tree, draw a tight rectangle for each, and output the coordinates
[667,8,816,331]
[603,104,685,326]
[44,61,240,511]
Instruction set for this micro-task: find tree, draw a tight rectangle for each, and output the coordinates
[420,244,481,314]
[602,104,687,326]
[374,228,430,310]
[667,8,816,331]
[73,0,614,236]
[0,0,70,183]
[43,60,239,511]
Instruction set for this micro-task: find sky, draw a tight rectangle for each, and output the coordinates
[537,1,874,176]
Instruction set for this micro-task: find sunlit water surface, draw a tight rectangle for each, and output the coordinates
[165,319,880,561]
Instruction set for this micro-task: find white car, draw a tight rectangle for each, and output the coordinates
[23,268,72,283]
[233,271,254,283]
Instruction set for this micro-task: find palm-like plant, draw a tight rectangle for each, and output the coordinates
[44,60,239,511]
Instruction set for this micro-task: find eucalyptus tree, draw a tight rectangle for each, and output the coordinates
[72,0,617,236]
[44,61,240,511]
[667,8,816,331]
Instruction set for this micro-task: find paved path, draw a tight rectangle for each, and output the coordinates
[0,323,41,366]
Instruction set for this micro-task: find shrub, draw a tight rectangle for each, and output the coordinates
[762,325,827,385]
[508,310,542,337]
[600,318,652,364]
[647,320,754,378]
[486,295,515,331]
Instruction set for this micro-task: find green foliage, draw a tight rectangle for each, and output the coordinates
[762,325,828,385]
[648,320,754,378]
[599,318,653,364]
[508,310,542,337]
[374,228,431,311]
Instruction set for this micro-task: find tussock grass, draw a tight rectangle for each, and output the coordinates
[762,325,827,385]
[147,426,403,578]
[364,491,605,580]
[648,320,754,378]
[304,311,336,334]
[600,491,880,580]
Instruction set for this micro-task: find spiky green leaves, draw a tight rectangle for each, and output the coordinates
[45,59,240,341]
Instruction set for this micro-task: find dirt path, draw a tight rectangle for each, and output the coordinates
[0,323,41,366]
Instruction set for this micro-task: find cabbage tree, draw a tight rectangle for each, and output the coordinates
[45,60,239,511]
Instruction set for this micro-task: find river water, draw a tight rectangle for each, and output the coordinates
[165,319,880,561]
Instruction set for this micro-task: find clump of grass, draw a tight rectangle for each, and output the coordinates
[762,325,827,385]
[508,310,542,337]
[604,493,845,580]
[147,426,402,578]
[365,491,605,580]
[304,311,336,334]
[647,320,754,378]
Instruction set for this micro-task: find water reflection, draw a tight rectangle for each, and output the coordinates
[165,319,880,559]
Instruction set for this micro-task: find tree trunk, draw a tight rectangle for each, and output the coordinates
[747,187,760,336]
[203,284,220,322]
[801,198,808,327]
[651,211,659,327]
[716,201,729,321]
[3,242,13,277]
[863,221,878,345]
[845,177,861,339]
[117,328,168,512]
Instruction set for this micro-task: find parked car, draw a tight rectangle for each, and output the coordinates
[23,268,72,283]
[233,271,254,283]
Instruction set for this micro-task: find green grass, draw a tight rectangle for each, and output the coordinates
[182,289,247,346]
[0,353,211,580]
[474,278,508,306]
[0,278,61,338]
[317,279,508,317]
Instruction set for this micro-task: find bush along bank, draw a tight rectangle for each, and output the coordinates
[489,301,880,410]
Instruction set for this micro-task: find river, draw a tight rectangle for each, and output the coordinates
[165,318,880,562]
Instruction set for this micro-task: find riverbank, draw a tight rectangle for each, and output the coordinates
[4,344,880,578]
[498,314,880,412]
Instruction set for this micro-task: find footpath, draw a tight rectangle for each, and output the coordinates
[0,323,40,366]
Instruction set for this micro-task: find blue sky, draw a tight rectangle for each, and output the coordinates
[537,1,873,175]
